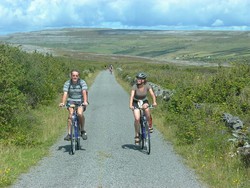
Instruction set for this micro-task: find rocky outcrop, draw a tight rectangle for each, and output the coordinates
[222,113,250,164]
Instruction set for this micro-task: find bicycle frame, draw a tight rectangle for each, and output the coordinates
[67,104,81,155]
[137,100,152,155]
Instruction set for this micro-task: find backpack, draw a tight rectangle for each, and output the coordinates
[68,78,82,91]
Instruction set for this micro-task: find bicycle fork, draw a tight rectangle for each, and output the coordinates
[142,115,151,138]
[72,114,79,138]
[141,115,147,138]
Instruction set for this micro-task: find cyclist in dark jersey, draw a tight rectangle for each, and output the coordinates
[59,70,88,141]
[109,64,113,74]
[129,72,157,145]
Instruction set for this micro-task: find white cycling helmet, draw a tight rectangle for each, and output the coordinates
[136,72,147,79]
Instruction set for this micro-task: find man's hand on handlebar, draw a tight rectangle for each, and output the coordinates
[82,102,89,106]
[59,103,65,107]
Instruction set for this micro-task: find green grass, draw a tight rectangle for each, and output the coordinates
[0,146,45,186]
[0,103,66,187]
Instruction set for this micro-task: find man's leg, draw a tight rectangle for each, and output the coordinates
[78,106,87,140]
[64,108,73,141]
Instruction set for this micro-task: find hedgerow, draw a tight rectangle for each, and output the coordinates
[0,44,98,146]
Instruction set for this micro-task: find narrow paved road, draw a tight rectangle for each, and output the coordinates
[12,71,206,188]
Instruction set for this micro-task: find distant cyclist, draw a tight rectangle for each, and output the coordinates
[59,70,88,141]
[109,64,113,74]
[129,72,157,145]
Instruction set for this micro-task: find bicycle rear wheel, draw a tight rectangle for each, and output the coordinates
[70,121,76,155]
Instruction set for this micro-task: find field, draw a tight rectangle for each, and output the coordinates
[1,28,250,66]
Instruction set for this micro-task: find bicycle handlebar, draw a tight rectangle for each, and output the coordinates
[134,104,154,110]
[61,103,86,108]
[68,104,85,108]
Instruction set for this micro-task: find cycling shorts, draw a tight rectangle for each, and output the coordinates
[133,100,149,109]
[67,101,86,112]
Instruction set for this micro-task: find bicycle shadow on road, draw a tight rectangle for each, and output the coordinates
[121,144,141,151]
[57,144,86,153]
[122,144,150,155]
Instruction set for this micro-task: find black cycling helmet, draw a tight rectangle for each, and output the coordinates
[136,72,147,79]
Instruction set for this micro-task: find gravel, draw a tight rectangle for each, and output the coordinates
[12,70,206,188]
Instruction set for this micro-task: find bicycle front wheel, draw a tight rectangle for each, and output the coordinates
[76,135,80,150]
[145,122,151,155]
[140,123,144,149]
[75,122,81,150]
[70,121,76,155]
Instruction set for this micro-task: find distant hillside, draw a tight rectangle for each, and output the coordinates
[1,28,250,66]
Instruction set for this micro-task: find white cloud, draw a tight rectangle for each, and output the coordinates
[212,19,224,27]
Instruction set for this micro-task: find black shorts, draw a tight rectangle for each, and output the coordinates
[133,100,149,109]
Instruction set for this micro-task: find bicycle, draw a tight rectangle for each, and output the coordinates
[65,103,83,155]
[137,100,154,155]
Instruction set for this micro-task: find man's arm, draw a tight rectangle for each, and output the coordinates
[82,90,88,105]
[59,92,68,107]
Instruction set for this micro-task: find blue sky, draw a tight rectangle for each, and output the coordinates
[0,0,250,34]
